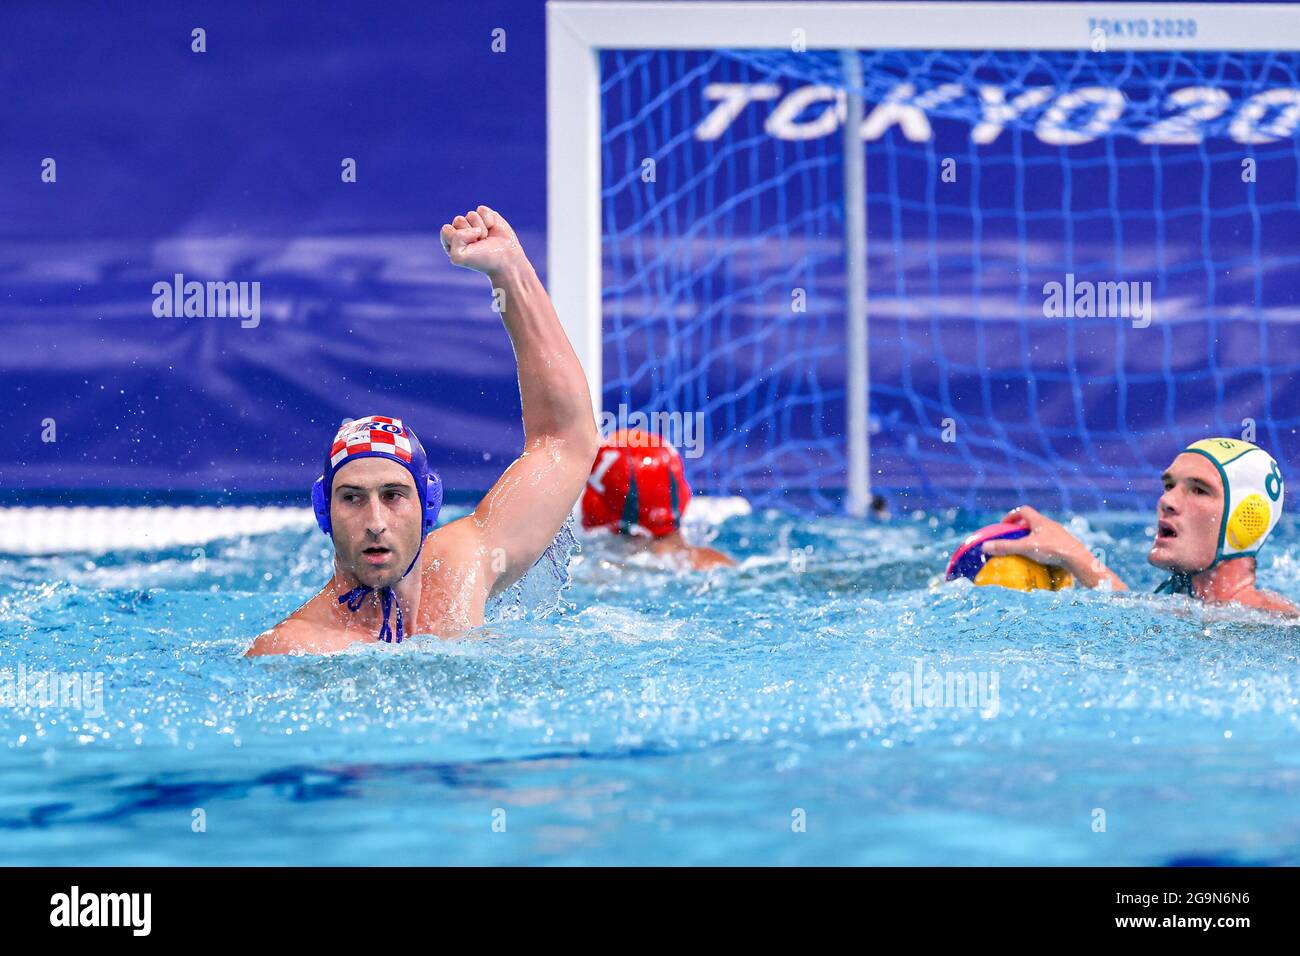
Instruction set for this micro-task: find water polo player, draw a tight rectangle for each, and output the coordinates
[980,438,1296,614]
[581,429,735,570]
[246,206,599,655]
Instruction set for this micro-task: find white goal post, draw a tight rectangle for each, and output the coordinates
[545,1,1300,514]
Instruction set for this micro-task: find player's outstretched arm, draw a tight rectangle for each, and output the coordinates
[439,206,599,595]
[981,505,1128,591]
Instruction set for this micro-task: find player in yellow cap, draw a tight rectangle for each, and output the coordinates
[981,438,1296,614]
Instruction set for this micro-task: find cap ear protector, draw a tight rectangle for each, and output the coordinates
[1227,493,1270,551]
[312,473,442,537]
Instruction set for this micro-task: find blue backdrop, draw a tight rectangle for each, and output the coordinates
[1,0,551,501]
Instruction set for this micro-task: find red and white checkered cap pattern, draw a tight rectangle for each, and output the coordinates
[329,416,413,469]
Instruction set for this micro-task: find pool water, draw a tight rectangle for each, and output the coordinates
[2,506,1299,865]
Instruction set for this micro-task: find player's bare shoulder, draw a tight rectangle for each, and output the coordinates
[1241,589,1300,616]
[415,517,494,631]
[245,613,355,657]
[420,516,487,574]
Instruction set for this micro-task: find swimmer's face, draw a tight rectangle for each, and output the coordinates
[330,457,424,588]
[1149,453,1223,573]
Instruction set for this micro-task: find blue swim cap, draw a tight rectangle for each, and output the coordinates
[311,415,443,538]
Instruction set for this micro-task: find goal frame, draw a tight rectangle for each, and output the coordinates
[545,1,1300,514]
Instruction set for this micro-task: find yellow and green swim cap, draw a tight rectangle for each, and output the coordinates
[1182,438,1285,565]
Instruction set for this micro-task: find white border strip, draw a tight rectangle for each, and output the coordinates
[548,2,1300,51]
[0,506,316,555]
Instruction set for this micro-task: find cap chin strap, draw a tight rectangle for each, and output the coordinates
[1155,552,1254,596]
[1154,570,1194,596]
[336,536,426,644]
[338,583,404,644]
